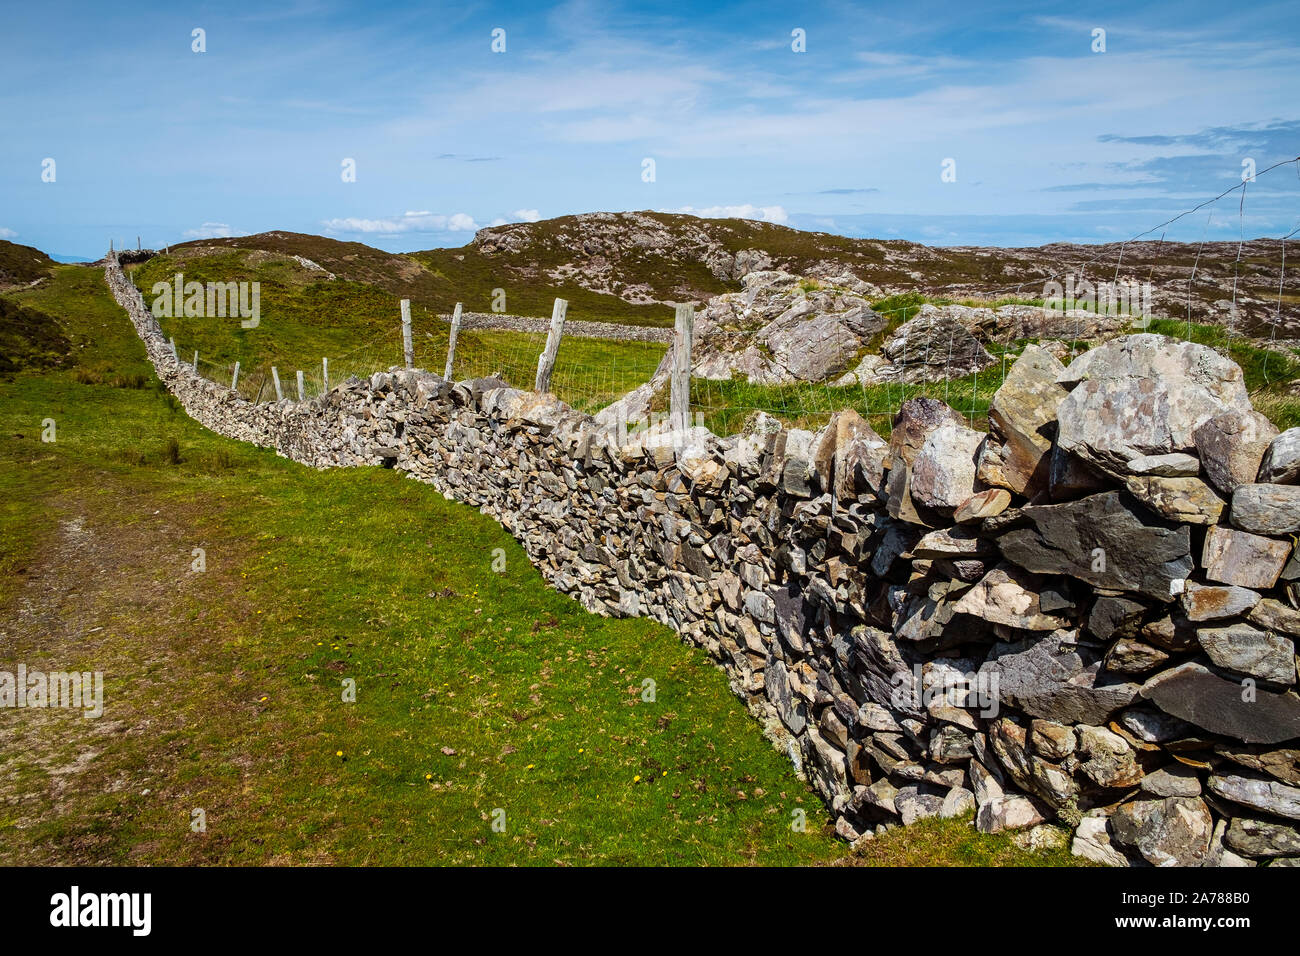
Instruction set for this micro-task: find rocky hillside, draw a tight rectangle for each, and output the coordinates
[440,212,1298,336]
[0,239,55,290]
[157,214,1299,335]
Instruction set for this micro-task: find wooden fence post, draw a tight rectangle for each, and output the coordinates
[444,302,462,381]
[192,350,198,371]
[231,361,240,391]
[297,370,305,401]
[534,298,568,393]
[271,367,283,401]
[670,303,695,431]
[322,357,329,392]
[401,299,413,369]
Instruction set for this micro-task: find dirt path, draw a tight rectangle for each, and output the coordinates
[0,481,259,864]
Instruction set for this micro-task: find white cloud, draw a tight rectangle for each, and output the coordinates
[669,204,788,224]
[322,211,480,234]
[0,227,16,239]
[183,222,240,239]
[512,208,541,222]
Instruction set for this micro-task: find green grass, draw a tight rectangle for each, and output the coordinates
[125,253,666,410]
[0,264,1072,866]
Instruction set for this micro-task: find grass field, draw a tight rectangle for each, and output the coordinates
[0,264,1075,866]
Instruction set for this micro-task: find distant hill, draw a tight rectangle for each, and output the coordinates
[161,213,1299,334]
[0,239,55,290]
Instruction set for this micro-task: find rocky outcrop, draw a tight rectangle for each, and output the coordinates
[106,253,1300,867]
[685,271,885,384]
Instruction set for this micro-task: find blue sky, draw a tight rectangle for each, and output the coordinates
[1,0,1297,258]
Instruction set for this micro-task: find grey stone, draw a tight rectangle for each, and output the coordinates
[1194,409,1277,496]
[1196,624,1295,685]
[997,491,1193,602]
[951,564,1068,631]
[980,629,1140,725]
[1231,483,1300,536]
[1140,765,1202,798]
[910,424,985,511]
[1072,815,1129,867]
[1207,774,1300,821]
[979,345,1067,498]
[1201,525,1292,590]
[1258,427,1300,484]
[975,795,1046,834]
[1057,334,1251,474]
[1110,797,1214,866]
[1140,662,1300,744]
[940,786,976,818]
[1126,452,1201,477]
[1225,817,1300,858]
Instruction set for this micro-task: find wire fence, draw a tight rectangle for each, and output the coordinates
[130,155,1300,438]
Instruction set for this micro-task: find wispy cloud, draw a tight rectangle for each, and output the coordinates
[183,223,241,239]
[668,204,789,224]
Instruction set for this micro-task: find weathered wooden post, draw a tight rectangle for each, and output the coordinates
[670,303,695,431]
[444,302,462,381]
[322,357,329,392]
[231,361,241,391]
[271,367,283,401]
[296,370,305,401]
[534,298,568,393]
[192,350,199,372]
[401,299,413,369]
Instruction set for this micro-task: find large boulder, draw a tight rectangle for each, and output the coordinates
[996,491,1193,602]
[978,345,1068,498]
[880,308,997,385]
[687,272,886,384]
[1056,334,1252,474]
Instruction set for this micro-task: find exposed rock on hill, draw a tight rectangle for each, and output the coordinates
[683,271,885,384]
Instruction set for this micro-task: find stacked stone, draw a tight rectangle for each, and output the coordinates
[104,256,1300,866]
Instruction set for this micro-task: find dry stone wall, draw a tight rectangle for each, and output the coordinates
[104,254,1300,866]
